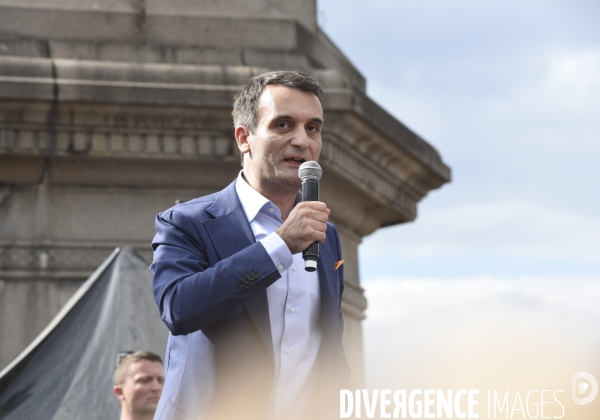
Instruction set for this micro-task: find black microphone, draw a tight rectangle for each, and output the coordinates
[298,161,323,272]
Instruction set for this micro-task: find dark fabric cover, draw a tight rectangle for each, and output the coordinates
[0,247,168,420]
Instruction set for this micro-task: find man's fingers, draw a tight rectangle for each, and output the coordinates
[310,220,328,232]
[303,201,328,210]
[298,201,329,214]
[277,201,331,254]
[311,212,329,223]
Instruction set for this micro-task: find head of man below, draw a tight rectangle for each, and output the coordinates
[232,71,329,243]
[113,351,164,420]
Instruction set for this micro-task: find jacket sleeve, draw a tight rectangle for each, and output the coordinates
[151,208,281,336]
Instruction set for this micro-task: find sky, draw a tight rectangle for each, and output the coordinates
[317,0,600,415]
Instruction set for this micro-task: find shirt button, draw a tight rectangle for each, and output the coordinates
[290,307,295,313]
[269,207,274,213]
[292,265,296,271]
[286,348,291,355]
[277,264,283,271]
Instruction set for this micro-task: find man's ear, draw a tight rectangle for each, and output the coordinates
[113,385,125,401]
[235,126,251,155]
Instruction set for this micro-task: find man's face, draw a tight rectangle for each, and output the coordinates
[114,360,164,416]
[239,85,323,195]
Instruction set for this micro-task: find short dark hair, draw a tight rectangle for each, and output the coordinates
[232,70,323,134]
[113,350,163,385]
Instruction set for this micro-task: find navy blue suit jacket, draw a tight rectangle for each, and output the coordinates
[151,180,351,420]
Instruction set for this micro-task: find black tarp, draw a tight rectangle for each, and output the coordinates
[0,247,168,420]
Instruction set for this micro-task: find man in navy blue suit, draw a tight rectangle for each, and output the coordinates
[151,71,351,420]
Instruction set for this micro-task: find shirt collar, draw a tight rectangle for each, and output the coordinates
[235,171,281,222]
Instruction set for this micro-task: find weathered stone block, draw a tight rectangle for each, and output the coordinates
[38,132,51,150]
[214,136,232,157]
[145,134,160,154]
[127,134,143,153]
[163,135,178,154]
[0,279,84,368]
[198,136,212,156]
[73,132,89,152]
[91,132,107,152]
[0,5,140,43]
[180,136,195,155]
[146,16,298,50]
[0,129,15,149]
[56,131,70,151]
[109,133,125,152]
[17,130,36,150]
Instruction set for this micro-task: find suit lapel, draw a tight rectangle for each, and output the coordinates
[317,232,339,339]
[201,182,341,359]
[203,181,273,358]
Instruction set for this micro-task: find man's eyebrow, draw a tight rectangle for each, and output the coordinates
[272,115,324,124]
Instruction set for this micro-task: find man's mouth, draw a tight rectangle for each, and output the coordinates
[283,157,306,165]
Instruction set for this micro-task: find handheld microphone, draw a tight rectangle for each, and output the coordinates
[298,161,323,272]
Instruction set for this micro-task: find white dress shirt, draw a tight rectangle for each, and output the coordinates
[235,171,322,419]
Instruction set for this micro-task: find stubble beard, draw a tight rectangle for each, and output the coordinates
[263,163,302,198]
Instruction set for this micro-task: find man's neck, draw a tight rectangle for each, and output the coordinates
[242,172,297,220]
[120,408,153,420]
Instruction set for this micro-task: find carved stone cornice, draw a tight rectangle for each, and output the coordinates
[0,3,365,92]
[321,134,417,220]
[0,241,152,280]
[0,105,238,162]
[325,112,450,197]
[0,2,450,236]
[0,55,449,186]
[0,240,368,323]
[0,95,445,235]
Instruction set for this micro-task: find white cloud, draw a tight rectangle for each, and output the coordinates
[488,47,600,135]
[361,200,600,263]
[359,45,600,271]
[541,48,600,108]
[363,276,600,395]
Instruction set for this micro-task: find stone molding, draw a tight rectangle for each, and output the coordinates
[0,241,151,280]
[0,100,439,233]
[0,123,414,220]
[0,5,365,91]
[0,55,449,186]
[341,281,367,321]
[0,123,239,162]
[321,134,417,220]
[0,240,368,322]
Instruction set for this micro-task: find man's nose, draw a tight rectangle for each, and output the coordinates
[290,126,310,148]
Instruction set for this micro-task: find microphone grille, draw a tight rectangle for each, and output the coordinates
[298,161,322,181]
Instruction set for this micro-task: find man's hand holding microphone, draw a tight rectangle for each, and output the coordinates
[275,161,325,271]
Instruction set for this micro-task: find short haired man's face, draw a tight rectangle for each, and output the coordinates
[238,85,323,194]
[114,360,164,416]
